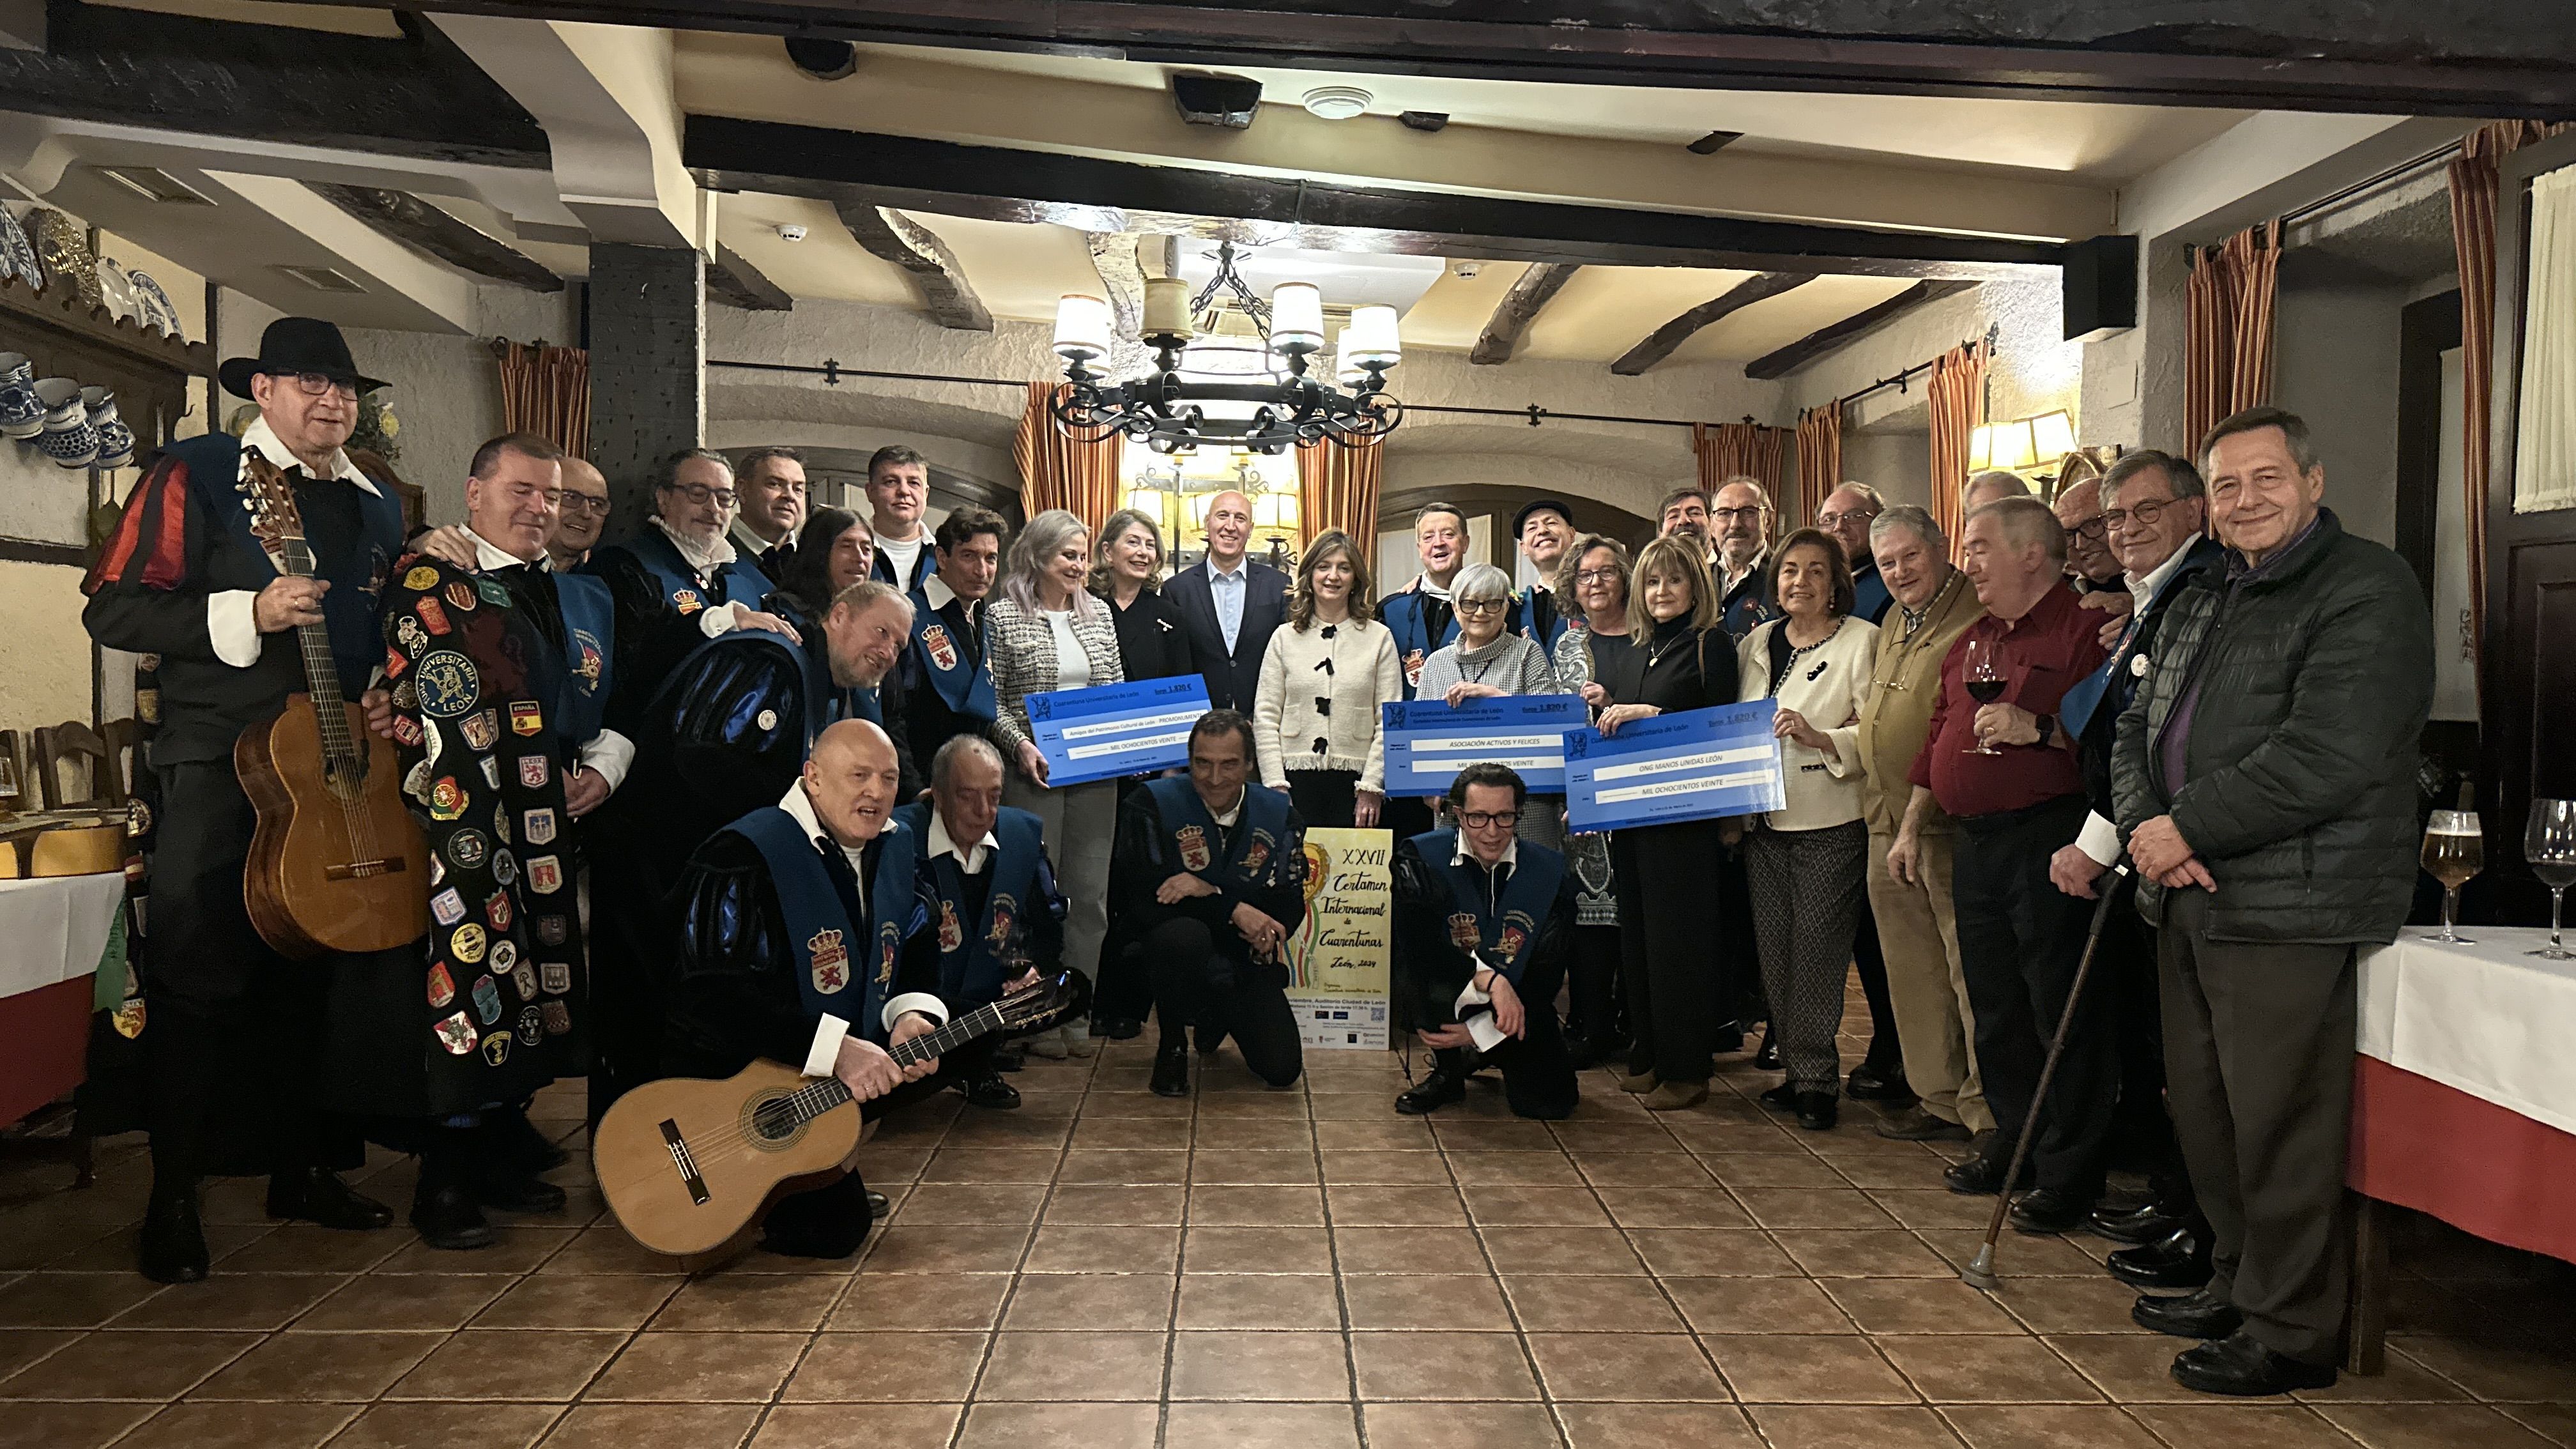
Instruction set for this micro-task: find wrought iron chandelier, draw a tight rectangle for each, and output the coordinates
[1049,243,1404,455]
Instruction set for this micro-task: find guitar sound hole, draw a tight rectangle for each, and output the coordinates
[750,1099,801,1142]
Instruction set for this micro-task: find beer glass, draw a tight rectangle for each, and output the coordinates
[2524,798,2576,960]
[2421,809,2483,944]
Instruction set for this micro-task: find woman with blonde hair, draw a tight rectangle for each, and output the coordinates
[1251,530,1402,829]
[988,508,1124,1055]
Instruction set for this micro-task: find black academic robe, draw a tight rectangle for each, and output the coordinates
[1110,783,1308,974]
[1391,834,1579,1031]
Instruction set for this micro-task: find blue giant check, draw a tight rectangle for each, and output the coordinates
[1380,693,1590,797]
[1564,700,1787,832]
[1025,675,1211,787]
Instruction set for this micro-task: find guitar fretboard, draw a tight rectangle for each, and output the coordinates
[772,1000,1017,1126]
[277,536,362,777]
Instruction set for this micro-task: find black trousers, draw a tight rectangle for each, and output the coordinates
[2158,887,2356,1365]
[1287,768,1360,830]
[1851,891,1902,1071]
[764,1070,959,1259]
[1096,778,1163,1027]
[1142,918,1303,1087]
[2099,881,2193,1209]
[1952,795,2116,1196]
[1423,958,1577,1120]
[1612,818,1727,1084]
[1565,925,1625,1045]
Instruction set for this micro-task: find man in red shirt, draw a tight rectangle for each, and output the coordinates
[1892,496,2112,1232]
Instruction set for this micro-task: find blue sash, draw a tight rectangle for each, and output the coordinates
[1145,776,1295,893]
[1381,584,1459,700]
[626,526,772,614]
[911,594,997,723]
[729,806,922,1043]
[1518,587,1568,656]
[894,801,1045,1004]
[2060,552,2211,737]
[873,540,937,595]
[1409,829,1566,984]
[181,432,404,688]
[553,573,616,746]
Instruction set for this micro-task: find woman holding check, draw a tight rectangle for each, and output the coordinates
[1416,562,1565,850]
[988,508,1124,1056]
[1551,535,1633,1067]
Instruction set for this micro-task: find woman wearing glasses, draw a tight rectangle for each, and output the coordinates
[1590,534,1740,1111]
[1416,563,1564,849]
[1735,528,1880,1131]
[1551,535,1633,1068]
[1251,530,1402,829]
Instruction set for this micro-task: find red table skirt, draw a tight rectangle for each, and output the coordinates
[2349,1055,2576,1266]
[0,976,92,1129]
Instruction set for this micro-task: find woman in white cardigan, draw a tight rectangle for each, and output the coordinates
[1735,527,1881,1131]
[1252,530,1403,829]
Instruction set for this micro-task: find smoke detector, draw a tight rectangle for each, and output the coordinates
[1300,85,1372,121]
[777,224,809,242]
[1448,260,1484,280]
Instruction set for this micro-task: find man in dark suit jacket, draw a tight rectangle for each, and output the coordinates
[1162,489,1289,713]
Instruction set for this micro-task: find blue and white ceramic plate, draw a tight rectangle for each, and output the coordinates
[128,270,180,340]
[0,209,39,291]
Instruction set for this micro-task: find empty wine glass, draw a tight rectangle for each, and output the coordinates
[1962,636,2007,756]
[2524,798,2576,960]
[2421,809,2483,944]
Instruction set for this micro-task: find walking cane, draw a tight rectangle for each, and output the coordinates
[1960,859,2134,1293]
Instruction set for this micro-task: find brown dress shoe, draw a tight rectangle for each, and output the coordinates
[1639,1081,1708,1112]
[1615,1068,1659,1094]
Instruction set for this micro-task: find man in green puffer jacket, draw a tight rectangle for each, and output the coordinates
[2112,406,2433,1397]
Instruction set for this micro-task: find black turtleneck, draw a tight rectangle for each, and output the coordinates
[1607,615,1736,714]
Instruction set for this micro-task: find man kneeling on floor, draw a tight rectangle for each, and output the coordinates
[661,719,969,1259]
[1392,763,1579,1119]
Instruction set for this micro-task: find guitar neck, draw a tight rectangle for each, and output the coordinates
[788,1000,1014,1118]
[278,541,358,762]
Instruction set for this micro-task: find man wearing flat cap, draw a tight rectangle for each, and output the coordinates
[1512,498,1575,656]
[84,317,410,1283]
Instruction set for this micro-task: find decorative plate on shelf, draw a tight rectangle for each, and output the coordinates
[28,208,101,309]
[96,257,138,323]
[0,208,38,291]
[128,270,181,340]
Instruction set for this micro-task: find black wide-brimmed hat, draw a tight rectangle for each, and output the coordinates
[1512,497,1577,538]
[218,317,387,400]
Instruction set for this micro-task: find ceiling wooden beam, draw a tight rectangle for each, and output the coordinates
[1611,272,1811,376]
[1469,263,1578,366]
[310,184,562,291]
[693,121,2062,282]
[706,242,792,310]
[833,204,992,330]
[1744,279,1978,380]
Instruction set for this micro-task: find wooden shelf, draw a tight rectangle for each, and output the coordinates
[0,271,210,378]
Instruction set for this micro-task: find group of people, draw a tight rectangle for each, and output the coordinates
[89,315,2434,1399]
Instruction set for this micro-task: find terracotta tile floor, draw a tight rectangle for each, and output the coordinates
[3,1012,2573,1449]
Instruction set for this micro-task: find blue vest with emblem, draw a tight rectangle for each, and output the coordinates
[1409,829,1566,985]
[1145,776,1296,892]
[910,590,998,724]
[551,573,617,746]
[181,431,405,689]
[727,806,922,1044]
[1381,584,1460,700]
[624,525,772,614]
[891,801,1045,1005]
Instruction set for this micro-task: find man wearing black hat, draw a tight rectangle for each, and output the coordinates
[83,318,409,1282]
[1512,498,1575,656]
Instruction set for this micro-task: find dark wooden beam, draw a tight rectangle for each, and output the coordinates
[693,119,2062,281]
[310,185,564,291]
[1611,272,1811,376]
[706,243,792,310]
[1744,279,1977,381]
[1469,263,1577,365]
[834,204,992,330]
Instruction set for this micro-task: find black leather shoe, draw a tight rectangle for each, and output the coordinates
[1794,1092,1838,1131]
[268,1167,395,1230]
[1753,1031,1781,1071]
[990,1045,1025,1073]
[1149,1042,1192,1098]
[1943,1154,2032,1196]
[487,1108,571,1175]
[865,1191,891,1219]
[2007,1186,2096,1235]
[1395,1067,1469,1116]
[1758,1080,1798,1111]
[410,1183,493,1251]
[962,1071,1022,1110]
[1846,1062,1914,1103]
[2170,1330,2334,1395]
[1092,1016,1143,1041]
[2132,1285,2244,1340]
[2089,1199,2186,1246]
[1875,1106,1973,1142]
[468,1170,567,1215]
[139,1192,209,1284]
[2108,1227,2214,1291]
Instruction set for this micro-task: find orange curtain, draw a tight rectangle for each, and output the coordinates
[1013,381,1123,535]
[2184,219,2283,454]
[1794,404,1843,531]
[1690,420,1791,507]
[497,342,590,459]
[2448,121,2568,659]
[1294,436,1384,547]
[1927,339,1991,560]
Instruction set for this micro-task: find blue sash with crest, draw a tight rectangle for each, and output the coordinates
[625,526,772,614]
[553,573,616,746]
[729,806,923,1044]
[912,594,997,723]
[1409,829,1566,985]
[1146,776,1295,891]
[893,801,1045,1004]
[181,432,404,688]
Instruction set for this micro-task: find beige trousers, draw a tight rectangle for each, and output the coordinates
[1866,827,1992,1134]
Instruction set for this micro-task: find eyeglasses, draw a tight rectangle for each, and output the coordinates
[558,493,610,516]
[1816,509,1879,529]
[2062,517,2108,543]
[1710,505,1768,523]
[1459,811,1520,829]
[2102,497,2179,533]
[666,483,738,508]
[1454,597,1508,615]
[1573,567,1624,585]
[272,371,357,400]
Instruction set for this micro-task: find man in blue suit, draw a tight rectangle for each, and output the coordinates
[1163,489,1289,713]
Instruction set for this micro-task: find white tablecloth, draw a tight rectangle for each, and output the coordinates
[2357,926,2576,1137]
[0,873,123,1000]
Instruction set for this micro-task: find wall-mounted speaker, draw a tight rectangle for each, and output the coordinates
[2064,234,2139,341]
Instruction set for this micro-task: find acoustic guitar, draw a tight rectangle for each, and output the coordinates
[595,969,1088,1263]
[233,457,429,957]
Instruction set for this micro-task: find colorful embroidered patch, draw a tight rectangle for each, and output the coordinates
[425,963,455,1009]
[414,651,480,718]
[403,565,440,591]
[526,855,562,894]
[428,777,468,822]
[485,891,514,933]
[395,616,428,656]
[1177,824,1211,873]
[459,708,499,751]
[1447,912,1483,952]
[1498,924,1528,962]
[672,588,703,614]
[517,755,549,788]
[937,900,963,953]
[392,716,423,747]
[1242,832,1272,875]
[445,581,478,613]
[470,973,502,1025]
[392,679,419,712]
[451,923,487,965]
[447,831,487,871]
[923,623,958,671]
[511,962,539,1002]
[572,629,604,690]
[539,960,572,994]
[433,1012,477,1055]
[509,701,543,736]
[808,928,849,995]
[523,808,556,846]
[431,888,466,927]
[477,578,511,608]
[480,1031,510,1066]
[415,597,450,635]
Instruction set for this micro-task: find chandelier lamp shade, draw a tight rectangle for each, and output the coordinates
[1049,244,1404,455]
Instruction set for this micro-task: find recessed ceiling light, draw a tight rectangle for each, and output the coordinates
[272,264,365,294]
[1301,86,1372,121]
[93,165,215,205]
[1687,130,1745,155]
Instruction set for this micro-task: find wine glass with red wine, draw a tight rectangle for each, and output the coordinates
[1963,636,2007,756]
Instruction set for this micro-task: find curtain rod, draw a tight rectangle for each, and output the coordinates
[2277,140,2465,231]
[1823,325,1997,416]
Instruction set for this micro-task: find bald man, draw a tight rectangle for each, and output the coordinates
[661,720,961,1259]
[1164,488,1289,712]
[2053,477,2135,629]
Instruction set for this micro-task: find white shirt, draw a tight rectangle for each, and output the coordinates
[2127,536,2198,615]
[1446,833,1519,1038]
[208,417,379,668]
[783,779,949,1076]
[878,532,927,590]
[927,808,1000,877]
[1206,554,1249,652]
[2074,536,2204,868]
[1041,609,1089,691]
[466,530,636,795]
[651,515,739,581]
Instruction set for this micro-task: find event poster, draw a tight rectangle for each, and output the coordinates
[1284,827,1393,1050]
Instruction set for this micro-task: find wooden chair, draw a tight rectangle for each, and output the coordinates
[31,722,118,811]
[0,728,25,816]
[98,719,140,808]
